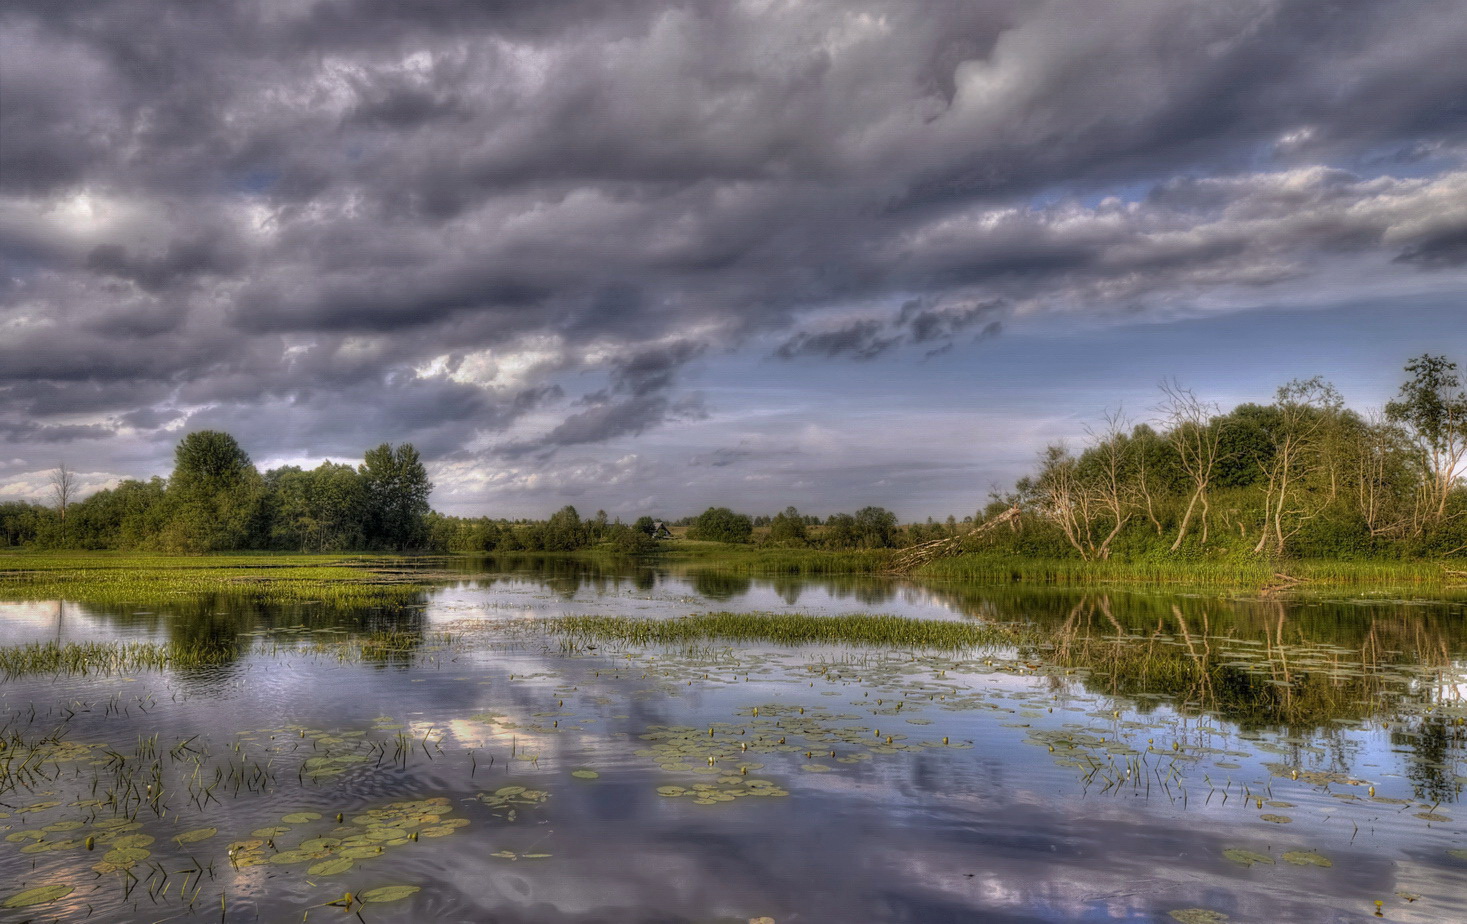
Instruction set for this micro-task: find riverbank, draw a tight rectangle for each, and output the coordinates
[655,541,1466,594]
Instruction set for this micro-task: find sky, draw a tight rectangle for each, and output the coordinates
[2,0,1465,520]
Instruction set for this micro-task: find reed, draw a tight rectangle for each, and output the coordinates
[0,639,236,678]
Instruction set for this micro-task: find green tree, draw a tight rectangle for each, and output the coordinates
[359,443,432,551]
[823,512,857,549]
[852,506,899,548]
[166,431,264,551]
[769,506,808,545]
[544,505,589,550]
[688,506,753,543]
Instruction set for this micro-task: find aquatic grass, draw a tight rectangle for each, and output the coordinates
[0,551,436,607]
[0,639,237,678]
[259,629,457,664]
[549,612,1028,650]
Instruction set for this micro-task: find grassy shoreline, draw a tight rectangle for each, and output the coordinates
[655,542,1465,593]
[2,547,1463,603]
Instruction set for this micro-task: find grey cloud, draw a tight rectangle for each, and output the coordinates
[523,395,671,454]
[116,407,185,431]
[1394,225,1467,268]
[776,321,901,361]
[2,0,1466,506]
[690,446,801,468]
[0,420,115,444]
[608,341,707,397]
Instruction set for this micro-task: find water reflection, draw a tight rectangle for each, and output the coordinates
[0,559,1465,922]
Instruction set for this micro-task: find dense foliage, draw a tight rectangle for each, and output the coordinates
[687,507,755,543]
[1,433,433,553]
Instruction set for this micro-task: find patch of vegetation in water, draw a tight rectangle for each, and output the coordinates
[0,552,435,606]
[550,612,1028,650]
[0,639,238,677]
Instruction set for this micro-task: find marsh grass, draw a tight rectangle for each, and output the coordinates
[550,611,1027,650]
[0,639,236,678]
[0,552,431,606]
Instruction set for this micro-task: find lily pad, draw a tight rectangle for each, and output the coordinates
[1222,848,1273,868]
[282,812,323,824]
[341,845,385,859]
[174,827,217,845]
[1282,851,1332,868]
[3,884,74,908]
[571,769,599,779]
[1259,814,1292,824]
[360,885,421,903]
[308,857,354,876]
[1169,911,1229,924]
[102,846,150,865]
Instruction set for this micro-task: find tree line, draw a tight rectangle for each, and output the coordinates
[3,354,1462,560]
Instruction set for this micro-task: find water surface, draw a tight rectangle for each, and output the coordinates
[2,559,1465,923]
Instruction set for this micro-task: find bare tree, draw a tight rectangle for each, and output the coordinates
[1084,410,1139,560]
[49,463,76,540]
[1252,378,1342,555]
[1032,411,1139,561]
[1033,444,1096,559]
[1157,380,1223,551]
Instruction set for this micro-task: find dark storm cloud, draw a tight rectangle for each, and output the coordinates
[775,321,901,361]
[2,0,1466,505]
[1394,224,1467,268]
[516,395,672,456]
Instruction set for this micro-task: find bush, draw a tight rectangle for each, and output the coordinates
[688,507,753,543]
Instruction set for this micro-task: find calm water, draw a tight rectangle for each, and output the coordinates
[2,559,1465,923]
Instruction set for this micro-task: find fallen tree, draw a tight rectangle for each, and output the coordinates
[885,507,1021,573]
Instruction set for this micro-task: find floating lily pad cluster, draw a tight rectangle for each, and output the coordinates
[634,703,972,793]
[228,797,466,871]
[234,723,375,780]
[656,779,789,803]
[3,809,167,873]
[476,785,550,821]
